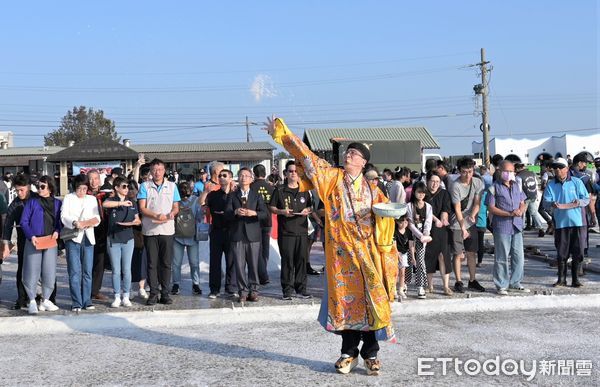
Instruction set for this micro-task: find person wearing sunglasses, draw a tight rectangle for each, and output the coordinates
[205,169,237,299]
[19,176,62,315]
[61,174,101,312]
[542,157,590,287]
[103,176,141,308]
[269,160,313,301]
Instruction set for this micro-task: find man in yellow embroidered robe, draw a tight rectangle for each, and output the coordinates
[265,117,398,369]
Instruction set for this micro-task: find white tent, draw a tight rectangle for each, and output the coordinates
[472,133,600,164]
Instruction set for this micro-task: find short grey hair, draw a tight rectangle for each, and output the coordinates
[208,161,225,176]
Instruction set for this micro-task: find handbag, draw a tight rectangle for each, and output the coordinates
[35,235,57,250]
[60,227,79,241]
[61,204,85,241]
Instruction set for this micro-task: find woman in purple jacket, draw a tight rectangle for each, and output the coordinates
[20,175,62,315]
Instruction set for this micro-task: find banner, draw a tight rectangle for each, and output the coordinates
[72,161,122,175]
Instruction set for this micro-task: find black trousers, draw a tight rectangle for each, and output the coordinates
[341,330,379,359]
[554,226,585,263]
[258,226,271,284]
[16,230,28,306]
[477,228,486,264]
[209,229,236,294]
[131,247,146,283]
[144,235,174,297]
[278,234,308,296]
[538,200,552,224]
[91,243,106,295]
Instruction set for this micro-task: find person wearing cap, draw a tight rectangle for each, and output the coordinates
[192,169,208,196]
[263,116,398,376]
[543,157,589,287]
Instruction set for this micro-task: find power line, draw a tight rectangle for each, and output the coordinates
[0,51,478,76]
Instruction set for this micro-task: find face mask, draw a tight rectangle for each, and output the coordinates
[501,171,516,182]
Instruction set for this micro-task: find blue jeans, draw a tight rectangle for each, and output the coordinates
[172,240,200,285]
[524,199,544,229]
[107,238,134,295]
[65,236,94,308]
[23,240,57,301]
[492,231,525,290]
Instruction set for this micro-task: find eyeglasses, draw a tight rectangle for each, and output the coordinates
[344,149,364,159]
[119,184,129,189]
[239,174,252,179]
[218,173,229,178]
[38,183,47,190]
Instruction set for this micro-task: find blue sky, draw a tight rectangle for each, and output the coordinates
[0,1,597,155]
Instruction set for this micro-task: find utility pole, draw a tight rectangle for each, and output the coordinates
[245,116,251,142]
[473,48,491,169]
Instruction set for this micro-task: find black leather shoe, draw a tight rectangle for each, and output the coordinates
[159,295,173,305]
[454,281,465,293]
[146,295,158,305]
[307,268,321,275]
[468,280,486,292]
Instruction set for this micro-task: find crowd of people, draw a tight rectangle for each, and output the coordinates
[0,129,597,375]
[0,156,328,314]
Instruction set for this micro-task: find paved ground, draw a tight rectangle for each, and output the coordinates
[0,298,597,386]
[0,229,598,385]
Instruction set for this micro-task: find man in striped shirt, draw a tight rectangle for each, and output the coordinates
[486,160,528,295]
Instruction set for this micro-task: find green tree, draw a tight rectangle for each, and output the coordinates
[44,106,120,146]
[274,151,290,162]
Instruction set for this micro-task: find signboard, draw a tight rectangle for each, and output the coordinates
[72,161,122,175]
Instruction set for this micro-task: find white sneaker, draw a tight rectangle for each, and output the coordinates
[40,299,59,312]
[399,289,407,299]
[417,287,426,299]
[138,288,149,299]
[121,295,132,307]
[111,296,121,308]
[28,300,38,315]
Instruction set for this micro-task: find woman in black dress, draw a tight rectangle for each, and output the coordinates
[424,171,453,296]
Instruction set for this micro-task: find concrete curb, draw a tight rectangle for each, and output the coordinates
[1,294,598,337]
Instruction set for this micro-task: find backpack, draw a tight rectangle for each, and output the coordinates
[520,171,538,200]
[175,202,196,238]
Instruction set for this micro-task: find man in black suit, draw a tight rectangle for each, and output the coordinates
[225,167,268,302]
